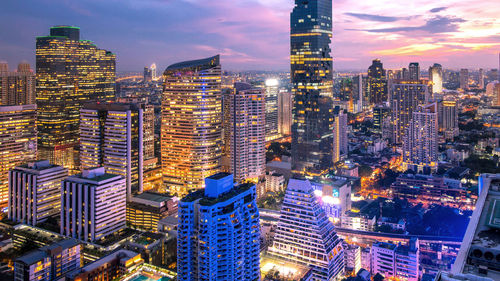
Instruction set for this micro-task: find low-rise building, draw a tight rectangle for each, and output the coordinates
[342,212,376,231]
[371,238,419,281]
[126,192,178,231]
[343,242,361,274]
[264,171,285,195]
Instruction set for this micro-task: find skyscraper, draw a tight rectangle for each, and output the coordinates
[265,79,279,141]
[36,26,115,172]
[438,100,459,141]
[290,0,334,176]
[459,68,469,90]
[224,83,266,182]
[391,81,429,144]
[60,167,126,242]
[143,66,152,83]
[161,55,222,196]
[278,91,292,136]
[403,103,438,173]
[408,62,420,80]
[268,179,345,280]
[368,59,388,105]
[8,160,68,226]
[0,62,35,105]
[333,107,348,163]
[478,68,484,89]
[80,102,152,200]
[177,173,260,281]
[429,63,443,94]
[0,104,37,206]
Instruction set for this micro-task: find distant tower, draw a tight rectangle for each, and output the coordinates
[409,62,420,80]
[161,55,222,196]
[459,69,469,90]
[403,103,438,173]
[438,100,459,141]
[265,79,279,141]
[177,173,260,281]
[150,63,157,81]
[268,179,345,280]
[367,59,388,105]
[278,91,292,136]
[478,68,484,89]
[429,63,443,94]
[333,107,348,163]
[0,62,35,105]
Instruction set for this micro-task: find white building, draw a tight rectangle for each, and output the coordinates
[361,247,371,272]
[371,238,419,281]
[60,167,126,242]
[265,79,279,141]
[264,171,285,195]
[8,160,68,226]
[341,212,376,232]
[333,107,348,163]
[343,242,361,274]
[429,63,443,94]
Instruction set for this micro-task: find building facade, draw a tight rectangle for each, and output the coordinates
[408,62,420,81]
[367,59,387,105]
[60,167,126,242]
[8,160,68,226]
[403,103,438,173]
[265,79,279,141]
[429,63,443,94]
[36,26,115,172]
[269,179,345,280]
[80,102,152,199]
[438,100,459,141]
[177,173,260,281]
[0,104,37,206]
[0,62,35,106]
[290,0,334,176]
[459,68,469,90]
[333,107,348,163]
[278,91,292,136]
[371,239,419,281]
[126,192,178,231]
[224,82,266,182]
[161,55,222,196]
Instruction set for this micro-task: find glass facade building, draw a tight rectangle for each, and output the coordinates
[161,55,222,196]
[290,0,334,176]
[367,59,387,105]
[36,26,115,173]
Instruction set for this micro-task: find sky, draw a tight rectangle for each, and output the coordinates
[1,0,499,72]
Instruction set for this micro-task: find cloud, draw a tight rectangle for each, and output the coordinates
[430,7,447,13]
[363,16,466,33]
[344,12,413,22]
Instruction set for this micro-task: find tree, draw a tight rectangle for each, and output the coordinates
[358,165,373,178]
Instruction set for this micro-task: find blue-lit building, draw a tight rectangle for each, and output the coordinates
[290,0,334,176]
[177,173,260,281]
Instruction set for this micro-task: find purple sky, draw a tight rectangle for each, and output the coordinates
[1,0,499,72]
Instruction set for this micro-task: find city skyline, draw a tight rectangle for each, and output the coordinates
[1,0,499,71]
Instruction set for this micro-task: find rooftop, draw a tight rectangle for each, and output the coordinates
[133,192,172,203]
[165,55,219,72]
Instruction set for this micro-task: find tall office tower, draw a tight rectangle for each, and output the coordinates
[150,63,157,81]
[265,79,279,141]
[479,68,485,89]
[459,68,469,90]
[0,104,37,206]
[36,26,115,172]
[367,59,388,105]
[0,62,35,105]
[224,83,266,182]
[353,74,369,111]
[391,81,429,144]
[143,66,152,83]
[403,103,438,173]
[80,102,152,200]
[373,106,390,134]
[161,55,222,196]
[443,174,500,281]
[486,81,500,106]
[438,100,459,141]
[177,173,260,281]
[333,107,348,163]
[429,63,443,94]
[14,239,81,281]
[278,91,292,136]
[8,160,68,226]
[408,62,420,80]
[60,167,126,242]
[371,238,419,281]
[290,0,334,176]
[269,179,345,280]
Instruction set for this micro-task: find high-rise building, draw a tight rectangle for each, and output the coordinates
[278,91,292,136]
[126,191,178,231]
[143,66,152,83]
[333,107,348,163]
[14,239,81,281]
[150,63,157,81]
[265,79,279,141]
[391,81,429,144]
[80,102,153,199]
[8,160,68,226]
[0,62,35,105]
[486,81,500,106]
[36,26,115,172]
[224,82,266,182]
[60,167,126,242]
[459,68,469,90]
[353,74,369,112]
[479,68,485,89]
[368,59,388,105]
[291,0,334,176]
[268,179,345,280]
[177,173,260,281]
[438,100,459,140]
[373,106,390,135]
[403,103,438,173]
[0,104,37,206]
[161,55,222,196]
[408,62,420,80]
[429,63,443,94]
[371,238,419,281]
